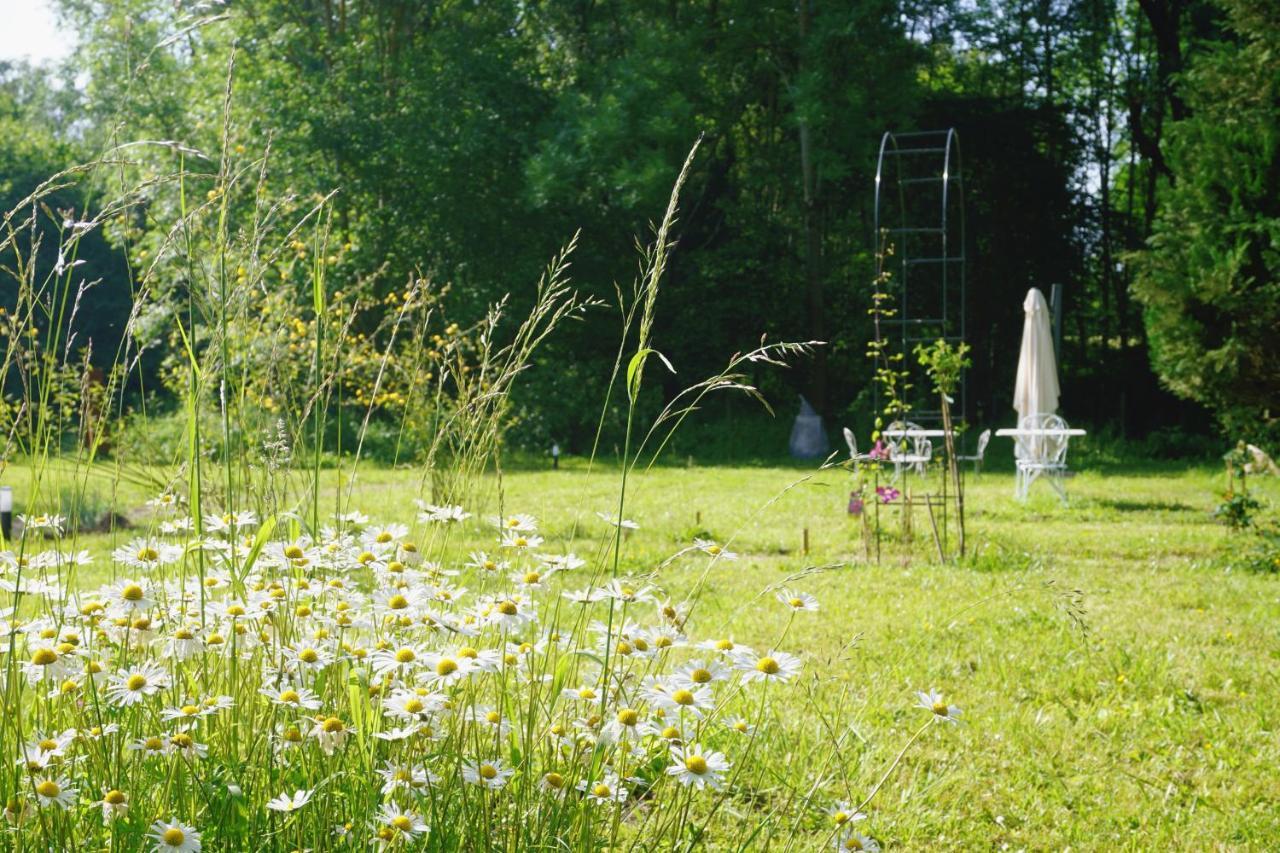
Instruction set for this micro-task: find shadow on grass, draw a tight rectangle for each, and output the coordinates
[1087,497,1199,513]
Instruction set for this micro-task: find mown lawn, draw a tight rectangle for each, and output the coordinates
[8,456,1278,849]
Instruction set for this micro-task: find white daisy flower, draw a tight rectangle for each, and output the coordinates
[147,818,202,852]
[734,649,802,684]
[578,771,628,803]
[266,789,313,813]
[834,830,881,851]
[916,688,961,724]
[666,744,730,790]
[261,684,322,710]
[499,531,544,551]
[496,513,537,532]
[595,511,639,530]
[372,804,429,844]
[106,664,170,706]
[462,758,513,790]
[32,775,77,809]
[775,588,819,612]
[310,716,352,755]
[826,802,867,827]
[96,789,129,820]
[693,538,737,560]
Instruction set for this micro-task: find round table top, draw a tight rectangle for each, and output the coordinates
[881,428,950,438]
[995,427,1086,436]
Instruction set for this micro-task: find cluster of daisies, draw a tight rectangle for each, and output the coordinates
[0,500,959,850]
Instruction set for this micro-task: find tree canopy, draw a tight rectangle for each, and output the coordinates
[3,0,1275,453]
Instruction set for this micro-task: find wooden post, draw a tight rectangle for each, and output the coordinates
[802,527,810,556]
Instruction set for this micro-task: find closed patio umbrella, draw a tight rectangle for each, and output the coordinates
[1013,288,1059,456]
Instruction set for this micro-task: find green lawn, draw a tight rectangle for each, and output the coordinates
[7,457,1278,848]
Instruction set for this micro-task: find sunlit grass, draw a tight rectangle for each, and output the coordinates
[4,458,1277,847]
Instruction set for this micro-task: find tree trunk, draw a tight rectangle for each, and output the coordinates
[797,0,826,412]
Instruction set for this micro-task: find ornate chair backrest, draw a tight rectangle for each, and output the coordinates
[886,421,931,460]
[1017,413,1069,465]
[975,428,992,458]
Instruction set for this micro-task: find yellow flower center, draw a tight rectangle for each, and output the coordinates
[38,739,57,751]
[35,781,60,798]
[162,828,185,846]
[497,600,518,616]
[376,532,393,543]
[834,811,850,825]
[31,648,58,666]
[479,764,498,780]
[523,572,540,584]
[391,815,412,831]
[485,711,501,724]
[514,537,528,547]
[104,790,126,805]
[122,583,145,600]
[715,639,734,651]
[789,597,804,608]
[144,737,163,750]
[388,595,409,610]
[358,551,376,564]
[181,705,199,716]
[672,689,695,706]
[685,755,708,774]
[170,734,193,748]
[691,668,712,683]
[617,708,639,726]
[592,783,611,798]
[136,548,158,562]
[932,701,949,716]
[756,657,780,675]
[394,648,416,663]
[284,545,304,559]
[279,690,300,704]
[298,649,319,663]
[436,658,458,676]
[544,772,564,789]
[322,717,344,733]
[126,674,148,691]
[404,699,424,714]
[459,646,479,659]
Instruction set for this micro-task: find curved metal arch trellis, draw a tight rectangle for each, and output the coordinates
[872,128,967,433]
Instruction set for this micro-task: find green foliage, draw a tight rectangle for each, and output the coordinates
[914,338,972,398]
[1132,0,1280,441]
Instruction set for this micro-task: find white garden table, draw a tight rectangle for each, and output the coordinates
[881,428,950,481]
[995,427,1086,502]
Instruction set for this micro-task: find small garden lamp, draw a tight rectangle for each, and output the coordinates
[0,486,12,540]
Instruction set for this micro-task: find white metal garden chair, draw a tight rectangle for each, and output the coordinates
[1014,413,1070,502]
[956,428,991,473]
[841,427,878,471]
[886,420,932,482]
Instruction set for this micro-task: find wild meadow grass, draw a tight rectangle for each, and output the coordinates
[2,459,1277,849]
[1,69,1277,851]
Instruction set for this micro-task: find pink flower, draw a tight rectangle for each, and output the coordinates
[848,494,864,516]
[875,486,900,504]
